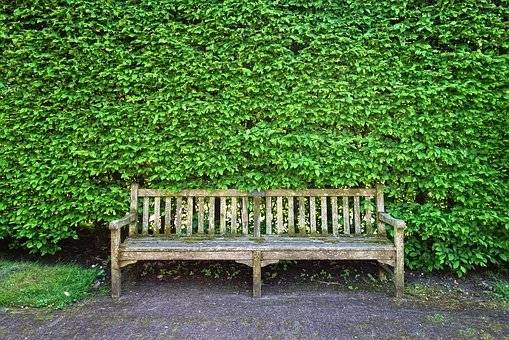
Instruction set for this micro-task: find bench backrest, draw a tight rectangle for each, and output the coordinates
[128,184,387,237]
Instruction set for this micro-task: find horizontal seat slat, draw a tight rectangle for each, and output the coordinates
[120,236,394,252]
[137,188,376,197]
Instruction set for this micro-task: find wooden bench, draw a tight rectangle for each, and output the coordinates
[109,184,406,298]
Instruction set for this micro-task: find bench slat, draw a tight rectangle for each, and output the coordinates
[266,197,272,235]
[253,197,261,238]
[129,183,138,236]
[231,197,238,234]
[154,197,161,235]
[309,197,316,234]
[208,197,215,235]
[187,197,193,236]
[175,197,182,234]
[354,196,361,234]
[298,197,306,234]
[142,197,149,235]
[321,196,328,235]
[197,197,204,234]
[220,197,226,235]
[165,197,172,236]
[331,197,338,236]
[242,197,248,236]
[138,188,376,198]
[365,197,373,235]
[287,197,294,235]
[276,197,283,234]
[343,197,350,235]
[376,184,386,236]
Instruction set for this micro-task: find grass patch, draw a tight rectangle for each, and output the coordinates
[0,260,102,309]
[491,280,509,301]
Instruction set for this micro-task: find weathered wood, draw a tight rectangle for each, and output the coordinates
[342,197,350,235]
[154,197,161,235]
[109,213,136,230]
[276,196,283,234]
[365,197,373,235]
[266,197,272,235]
[138,188,376,198]
[186,197,193,236]
[395,227,405,298]
[309,197,316,234]
[164,197,172,235]
[175,197,182,234]
[379,213,406,229]
[112,184,405,299]
[197,197,204,234]
[129,183,138,235]
[231,197,238,234]
[321,196,328,235]
[142,197,149,235]
[253,197,261,238]
[376,184,386,237]
[354,196,361,234]
[252,251,262,297]
[298,196,306,234]
[208,197,215,235]
[331,197,338,236]
[242,197,248,236]
[287,197,295,235]
[110,228,121,298]
[220,197,226,235]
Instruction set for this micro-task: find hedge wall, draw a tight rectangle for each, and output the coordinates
[1,0,508,274]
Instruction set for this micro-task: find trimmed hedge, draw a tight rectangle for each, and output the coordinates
[1,0,508,275]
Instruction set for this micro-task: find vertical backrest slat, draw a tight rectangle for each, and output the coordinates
[365,197,373,235]
[309,197,316,234]
[175,197,182,234]
[208,197,215,235]
[342,196,350,235]
[129,184,138,235]
[197,197,204,234]
[321,196,328,235]
[186,197,193,236]
[220,197,226,235]
[266,197,272,235]
[241,197,248,236]
[331,197,338,236]
[376,184,386,237]
[231,197,238,234]
[354,196,361,234]
[164,197,172,236]
[253,197,261,238]
[298,196,306,234]
[287,197,295,235]
[142,197,149,235]
[276,196,283,234]
[154,197,161,235]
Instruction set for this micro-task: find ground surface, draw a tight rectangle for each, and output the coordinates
[0,231,507,339]
[0,262,508,339]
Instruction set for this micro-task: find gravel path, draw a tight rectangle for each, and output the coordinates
[1,276,507,339]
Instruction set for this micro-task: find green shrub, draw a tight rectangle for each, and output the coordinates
[1,0,507,275]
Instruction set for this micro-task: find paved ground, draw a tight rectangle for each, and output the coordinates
[1,268,508,340]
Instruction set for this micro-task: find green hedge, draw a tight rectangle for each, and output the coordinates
[1,0,508,275]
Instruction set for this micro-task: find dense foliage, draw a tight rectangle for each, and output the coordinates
[1,0,508,274]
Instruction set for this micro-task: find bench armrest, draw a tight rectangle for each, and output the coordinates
[378,213,406,230]
[109,213,136,230]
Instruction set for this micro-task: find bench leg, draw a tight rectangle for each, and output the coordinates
[252,251,262,298]
[111,229,121,298]
[111,264,121,298]
[394,228,405,298]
